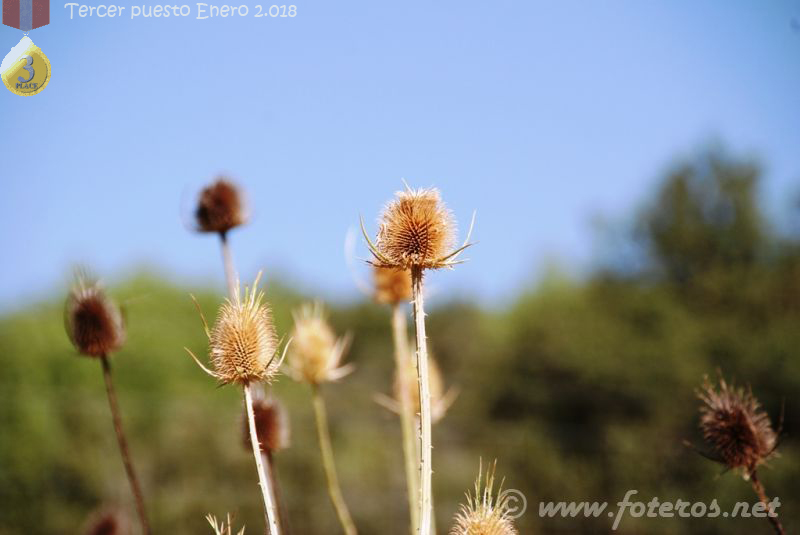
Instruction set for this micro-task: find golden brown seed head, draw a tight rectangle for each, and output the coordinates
[373,266,412,304]
[288,302,353,385]
[697,376,777,475]
[375,187,456,269]
[208,279,280,385]
[65,276,125,358]
[195,178,246,234]
[450,461,518,535]
[243,396,290,454]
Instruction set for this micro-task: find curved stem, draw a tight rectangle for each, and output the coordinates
[750,470,785,535]
[411,267,433,535]
[392,304,420,535]
[220,232,238,299]
[312,385,357,535]
[244,384,281,535]
[100,355,151,535]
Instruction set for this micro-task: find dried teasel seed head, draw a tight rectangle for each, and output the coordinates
[287,302,353,385]
[697,375,778,475]
[374,187,456,269]
[450,460,519,535]
[195,178,246,235]
[188,274,282,386]
[65,275,126,358]
[395,352,457,424]
[83,510,129,535]
[373,266,412,304]
[243,395,290,454]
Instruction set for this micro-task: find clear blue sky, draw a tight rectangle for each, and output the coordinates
[1,1,799,309]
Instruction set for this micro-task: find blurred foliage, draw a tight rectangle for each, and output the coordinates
[0,148,798,534]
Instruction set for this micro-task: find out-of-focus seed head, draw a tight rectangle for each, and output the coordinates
[287,302,353,385]
[373,187,455,269]
[65,275,126,358]
[373,266,412,305]
[394,353,457,424]
[195,178,246,235]
[84,510,129,535]
[243,395,290,454]
[697,375,778,475]
[450,461,518,535]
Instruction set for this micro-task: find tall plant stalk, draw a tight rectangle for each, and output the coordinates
[750,470,785,535]
[312,385,357,535]
[411,267,433,535]
[100,355,151,535]
[220,232,238,299]
[391,304,420,534]
[244,384,282,535]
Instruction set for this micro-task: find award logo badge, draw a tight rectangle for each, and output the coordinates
[2,0,50,96]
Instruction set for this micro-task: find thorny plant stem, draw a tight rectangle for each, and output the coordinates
[266,451,293,535]
[411,267,433,535]
[100,355,151,535]
[392,304,420,535]
[220,232,238,299]
[750,470,785,535]
[312,385,357,535]
[245,384,282,535]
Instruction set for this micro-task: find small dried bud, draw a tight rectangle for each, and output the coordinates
[65,276,125,357]
[287,302,353,385]
[395,353,456,424]
[195,178,246,234]
[373,266,412,304]
[243,396,290,454]
[375,187,456,269]
[697,375,778,475]
[450,461,518,535]
[84,510,129,535]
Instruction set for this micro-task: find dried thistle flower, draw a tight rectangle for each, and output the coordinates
[287,302,353,385]
[373,266,412,304]
[243,396,290,454]
[450,461,518,535]
[187,273,284,386]
[697,375,778,475]
[65,275,125,357]
[84,510,129,535]
[361,186,473,270]
[206,513,246,535]
[195,178,246,235]
[381,352,458,424]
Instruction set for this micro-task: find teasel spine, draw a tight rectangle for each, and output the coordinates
[311,384,357,535]
[392,303,420,535]
[100,355,151,535]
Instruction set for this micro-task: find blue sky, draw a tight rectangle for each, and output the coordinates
[1,0,799,309]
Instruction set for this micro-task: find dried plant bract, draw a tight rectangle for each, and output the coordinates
[450,461,518,535]
[195,178,246,235]
[65,275,125,357]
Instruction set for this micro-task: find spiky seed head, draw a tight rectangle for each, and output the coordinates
[375,187,456,269]
[207,277,280,385]
[395,353,456,424]
[65,275,125,358]
[195,178,246,234]
[450,461,519,535]
[84,510,129,535]
[373,266,412,304]
[243,396,290,454]
[287,302,353,385]
[697,375,777,475]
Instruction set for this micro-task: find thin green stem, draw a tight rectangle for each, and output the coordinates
[411,267,433,535]
[100,355,151,535]
[244,384,281,535]
[392,304,420,535]
[312,385,357,535]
